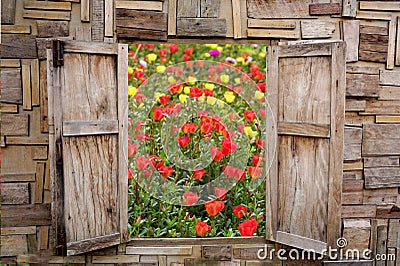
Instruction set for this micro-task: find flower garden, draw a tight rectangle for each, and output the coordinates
[127,44,267,237]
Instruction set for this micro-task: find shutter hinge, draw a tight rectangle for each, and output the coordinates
[52,40,64,67]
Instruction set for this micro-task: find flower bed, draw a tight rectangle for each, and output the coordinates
[128,44,267,237]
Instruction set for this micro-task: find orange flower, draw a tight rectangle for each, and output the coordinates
[214,187,227,200]
[233,205,248,218]
[128,168,134,181]
[192,168,206,180]
[252,155,263,167]
[183,192,199,206]
[152,107,164,121]
[159,165,174,178]
[181,123,197,134]
[200,121,214,134]
[244,110,256,122]
[238,218,258,236]
[195,220,211,236]
[177,136,190,148]
[210,146,224,162]
[205,200,224,216]
[248,166,262,178]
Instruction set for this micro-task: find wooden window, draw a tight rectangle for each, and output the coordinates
[265,41,345,253]
[48,41,128,255]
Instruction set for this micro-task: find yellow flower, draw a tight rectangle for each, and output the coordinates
[226,44,232,48]
[206,44,218,49]
[220,75,230,84]
[179,94,188,103]
[128,86,137,97]
[216,46,223,52]
[244,126,258,138]
[255,91,265,101]
[204,53,211,58]
[207,96,217,105]
[128,66,134,74]
[204,83,215,91]
[188,76,197,85]
[217,99,225,109]
[258,52,266,58]
[224,91,235,103]
[184,86,191,94]
[168,76,176,84]
[148,53,157,62]
[156,65,166,73]
[236,57,245,64]
[198,95,206,103]
[234,78,241,84]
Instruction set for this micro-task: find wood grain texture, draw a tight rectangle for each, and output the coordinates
[247,0,314,18]
[1,34,37,59]
[380,70,400,86]
[177,18,226,36]
[0,59,20,68]
[1,25,31,34]
[92,0,105,41]
[116,27,168,40]
[342,0,356,17]
[1,114,29,136]
[342,20,359,62]
[24,1,71,10]
[342,205,377,218]
[379,86,400,100]
[200,0,219,17]
[376,115,400,123]
[362,99,400,115]
[232,0,242,38]
[1,68,22,104]
[360,25,388,35]
[116,1,163,11]
[37,21,69,37]
[247,28,300,39]
[177,0,200,17]
[360,1,400,11]
[104,0,114,37]
[116,9,168,31]
[1,204,51,227]
[344,127,362,161]
[1,0,16,24]
[309,3,341,15]
[63,120,119,136]
[22,60,32,111]
[23,10,71,20]
[81,0,90,21]
[387,16,396,69]
[278,122,330,138]
[363,124,400,156]
[346,73,379,97]
[396,17,400,66]
[0,235,28,256]
[202,246,231,260]
[343,219,371,251]
[301,20,336,39]
[168,0,177,35]
[364,167,400,188]
[1,183,30,204]
[248,19,297,29]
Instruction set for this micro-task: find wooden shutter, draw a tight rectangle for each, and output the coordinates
[266,41,345,253]
[48,41,128,255]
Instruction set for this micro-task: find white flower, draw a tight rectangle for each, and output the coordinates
[225,57,237,64]
[139,59,147,68]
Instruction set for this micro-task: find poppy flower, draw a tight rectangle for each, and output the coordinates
[221,139,237,155]
[128,168,134,181]
[169,44,179,53]
[128,143,139,158]
[159,165,174,178]
[195,220,211,236]
[136,156,150,170]
[238,218,258,236]
[183,192,199,206]
[200,121,214,134]
[159,95,170,105]
[244,110,256,122]
[177,136,190,148]
[233,205,248,218]
[210,146,224,162]
[190,87,203,98]
[181,123,197,134]
[214,187,227,200]
[252,155,263,167]
[192,168,206,180]
[152,107,164,121]
[205,200,224,216]
[248,166,262,178]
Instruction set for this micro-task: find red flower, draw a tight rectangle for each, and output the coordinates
[190,87,203,98]
[158,49,167,57]
[244,110,256,123]
[238,218,258,236]
[223,166,238,178]
[200,121,214,134]
[257,82,266,92]
[221,138,237,155]
[233,205,248,218]
[152,107,164,121]
[214,187,227,200]
[252,155,263,167]
[177,136,190,148]
[169,44,179,53]
[192,168,206,180]
[184,47,194,56]
[159,95,171,105]
[134,70,144,79]
[136,156,150,170]
[205,200,224,216]
[183,192,199,206]
[254,139,266,149]
[135,133,149,141]
[259,215,265,221]
[204,89,214,97]
[248,166,262,178]
[168,84,183,94]
[160,57,168,64]
[181,123,197,134]
[210,146,224,162]
[214,122,226,133]
[195,220,211,236]
[258,108,266,119]
[159,165,174,178]
[128,143,139,158]
[128,168,134,181]
[183,54,191,61]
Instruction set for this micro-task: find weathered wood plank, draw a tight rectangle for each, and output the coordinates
[116,0,163,11]
[63,120,119,136]
[37,21,69,37]
[116,27,168,40]
[360,25,388,36]
[33,146,48,160]
[343,179,364,192]
[363,124,400,156]
[379,86,400,100]
[396,17,400,66]
[247,28,300,39]
[278,122,330,138]
[168,0,177,35]
[6,137,49,145]
[343,192,363,205]
[346,65,380,75]
[376,206,400,219]
[342,205,377,218]
[1,68,22,104]
[35,162,45,203]
[126,246,193,255]
[344,161,363,171]
[360,1,400,11]
[1,204,51,227]
[177,0,199,17]
[1,183,30,205]
[346,73,379,97]
[362,99,400,115]
[92,0,105,41]
[1,114,29,136]
[363,188,398,205]
[247,0,313,18]
[248,19,296,29]
[67,233,120,256]
[177,18,226,36]
[24,1,71,10]
[380,70,400,86]
[0,235,28,256]
[23,9,71,20]
[342,0,356,17]
[346,99,366,112]
[359,50,387,63]
[0,59,20,68]
[365,167,400,188]
[116,9,168,31]
[343,219,371,251]
[92,255,140,263]
[344,127,362,161]
[388,219,400,248]
[1,227,36,236]
[38,226,49,250]
[2,173,36,183]
[22,60,32,110]
[104,0,114,37]
[81,0,89,21]
[1,34,37,59]
[39,60,48,133]
[202,246,231,261]
[356,11,393,21]
[232,0,242,39]
[301,20,336,39]
[387,16,396,69]
[1,104,18,113]
[1,25,31,34]
[309,3,341,15]
[376,116,400,123]
[200,0,219,17]
[31,59,40,107]
[363,124,400,139]
[1,0,16,24]
[364,156,399,168]
[342,20,359,62]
